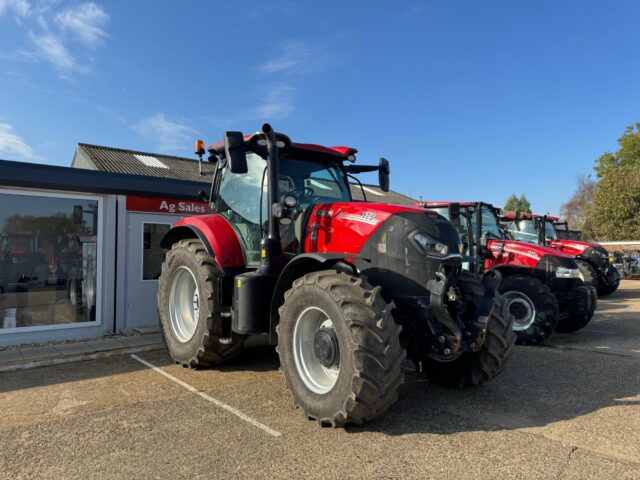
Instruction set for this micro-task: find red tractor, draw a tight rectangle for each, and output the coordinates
[157,125,515,427]
[502,213,620,297]
[420,202,597,345]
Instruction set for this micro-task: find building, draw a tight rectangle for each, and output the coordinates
[0,144,416,347]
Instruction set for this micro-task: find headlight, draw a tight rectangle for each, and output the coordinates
[555,267,580,278]
[410,230,449,257]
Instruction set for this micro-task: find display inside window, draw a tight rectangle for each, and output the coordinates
[143,223,170,280]
[0,193,99,329]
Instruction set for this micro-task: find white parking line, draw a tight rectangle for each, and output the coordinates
[130,354,282,438]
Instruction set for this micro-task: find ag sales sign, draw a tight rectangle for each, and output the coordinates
[126,195,210,215]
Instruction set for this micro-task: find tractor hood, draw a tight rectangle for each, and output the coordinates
[303,202,460,258]
[548,239,594,256]
[487,239,574,268]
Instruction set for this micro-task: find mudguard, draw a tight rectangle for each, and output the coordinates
[268,252,365,344]
[159,214,245,272]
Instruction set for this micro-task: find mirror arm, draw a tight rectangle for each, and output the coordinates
[347,173,367,202]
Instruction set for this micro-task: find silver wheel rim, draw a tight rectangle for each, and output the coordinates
[168,266,200,343]
[292,306,340,394]
[503,291,536,331]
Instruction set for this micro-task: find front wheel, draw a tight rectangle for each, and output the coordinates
[498,275,559,345]
[277,271,405,427]
[158,239,245,368]
[597,267,620,297]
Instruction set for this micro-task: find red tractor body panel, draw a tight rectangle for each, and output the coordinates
[303,202,429,254]
[501,212,595,255]
[547,239,591,256]
[485,239,574,270]
[173,214,245,269]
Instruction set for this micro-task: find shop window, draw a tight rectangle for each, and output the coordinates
[142,223,171,280]
[0,192,100,330]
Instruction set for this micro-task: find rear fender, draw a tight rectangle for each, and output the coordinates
[159,214,245,272]
[268,253,365,344]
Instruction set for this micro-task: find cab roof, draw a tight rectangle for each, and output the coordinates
[502,213,559,222]
[208,131,357,160]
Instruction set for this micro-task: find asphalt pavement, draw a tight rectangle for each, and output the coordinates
[1,281,639,479]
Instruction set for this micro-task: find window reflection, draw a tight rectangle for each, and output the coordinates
[143,223,170,280]
[0,193,99,329]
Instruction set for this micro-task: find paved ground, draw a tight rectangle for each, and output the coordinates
[1,281,639,479]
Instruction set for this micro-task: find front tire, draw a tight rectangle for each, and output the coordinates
[277,271,405,427]
[498,275,559,345]
[420,275,516,388]
[158,239,245,368]
[597,268,620,297]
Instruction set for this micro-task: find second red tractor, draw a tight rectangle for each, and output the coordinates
[420,202,597,345]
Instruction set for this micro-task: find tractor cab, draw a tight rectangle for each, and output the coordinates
[501,213,559,245]
[420,202,506,268]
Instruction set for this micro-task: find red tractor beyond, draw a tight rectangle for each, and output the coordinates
[157,125,515,427]
[421,202,597,345]
[502,213,621,297]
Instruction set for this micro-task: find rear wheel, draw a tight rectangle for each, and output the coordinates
[277,271,405,427]
[158,239,245,368]
[498,275,558,345]
[421,285,516,388]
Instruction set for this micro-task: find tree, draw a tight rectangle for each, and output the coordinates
[503,193,531,213]
[559,175,596,232]
[595,123,640,178]
[588,165,640,241]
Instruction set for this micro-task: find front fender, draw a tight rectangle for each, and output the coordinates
[268,253,365,344]
[160,214,245,271]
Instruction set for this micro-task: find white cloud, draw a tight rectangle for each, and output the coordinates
[0,0,30,17]
[27,30,87,73]
[256,84,297,120]
[258,40,333,75]
[2,2,109,79]
[55,2,109,47]
[133,113,196,153]
[0,122,37,160]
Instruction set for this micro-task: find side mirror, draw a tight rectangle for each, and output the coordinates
[378,157,390,192]
[448,203,461,227]
[224,131,248,174]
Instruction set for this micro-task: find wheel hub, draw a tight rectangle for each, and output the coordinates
[313,328,339,368]
[503,291,536,332]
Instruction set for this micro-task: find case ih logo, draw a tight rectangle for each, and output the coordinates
[127,196,210,215]
[337,211,379,225]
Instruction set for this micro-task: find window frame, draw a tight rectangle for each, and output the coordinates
[0,187,104,334]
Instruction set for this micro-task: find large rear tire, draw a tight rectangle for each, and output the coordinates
[421,277,516,388]
[158,239,245,368]
[498,275,558,345]
[277,271,405,427]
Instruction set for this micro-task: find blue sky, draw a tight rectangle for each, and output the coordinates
[1,0,639,215]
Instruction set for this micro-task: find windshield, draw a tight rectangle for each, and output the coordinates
[507,218,538,243]
[427,204,503,253]
[472,205,503,240]
[216,152,351,265]
[544,220,557,240]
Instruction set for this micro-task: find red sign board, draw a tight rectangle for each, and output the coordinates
[126,195,210,215]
